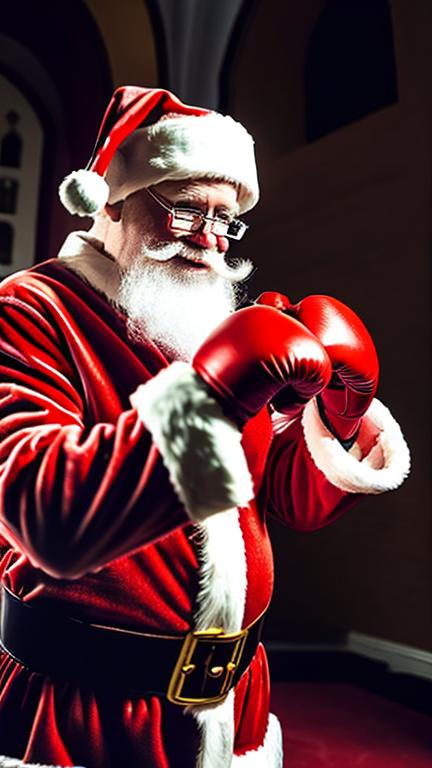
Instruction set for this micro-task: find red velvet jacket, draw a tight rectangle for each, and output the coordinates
[0,253,409,768]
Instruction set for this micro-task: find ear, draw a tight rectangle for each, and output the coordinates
[104,200,124,222]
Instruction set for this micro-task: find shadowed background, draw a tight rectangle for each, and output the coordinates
[0,0,429,675]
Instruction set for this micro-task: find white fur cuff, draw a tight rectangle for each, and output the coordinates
[302,397,410,494]
[130,362,254,521]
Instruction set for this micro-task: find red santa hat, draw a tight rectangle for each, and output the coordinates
[59,86,259,217]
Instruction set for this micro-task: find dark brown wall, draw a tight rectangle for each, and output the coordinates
[229,0,327,159]
[230,0,431,650]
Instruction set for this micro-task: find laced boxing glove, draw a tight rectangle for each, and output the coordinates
[256,292,379,445]
[192,303,332,428]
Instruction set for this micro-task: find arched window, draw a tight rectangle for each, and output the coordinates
[0,75,43,277]
[0,110,22,167]
[305,0,398,142]
[0,222,14,264]
[0,177,18,214]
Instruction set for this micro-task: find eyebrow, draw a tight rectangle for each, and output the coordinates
[174,193,240,218]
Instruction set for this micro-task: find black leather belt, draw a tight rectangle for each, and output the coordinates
[0,586,264,706]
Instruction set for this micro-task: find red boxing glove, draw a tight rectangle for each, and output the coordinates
[257,292,379,443]
[192,304,332,427]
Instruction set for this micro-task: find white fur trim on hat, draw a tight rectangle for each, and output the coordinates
[302,397,411,494]
[106,113,259,213]
[58,169,110,217]
[130,361,254,521]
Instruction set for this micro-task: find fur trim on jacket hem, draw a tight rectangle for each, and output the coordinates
[232,714,283,767]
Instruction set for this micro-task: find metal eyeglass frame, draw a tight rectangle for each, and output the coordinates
[145,186,249,240]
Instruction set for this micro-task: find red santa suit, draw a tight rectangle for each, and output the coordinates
[0,233,410,768]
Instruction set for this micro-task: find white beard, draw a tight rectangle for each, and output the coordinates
[116,247,247,362]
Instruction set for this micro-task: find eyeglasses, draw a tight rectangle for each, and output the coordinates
[146,187,249,240]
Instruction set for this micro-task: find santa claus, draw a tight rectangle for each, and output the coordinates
[0,87,409,768]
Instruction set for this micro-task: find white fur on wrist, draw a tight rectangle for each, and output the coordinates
[302,397,410,494]
[130,362,254,521]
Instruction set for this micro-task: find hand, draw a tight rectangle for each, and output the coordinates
[256,292,379,443]
[192,304,332,427]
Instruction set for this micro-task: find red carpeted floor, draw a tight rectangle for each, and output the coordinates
[271,683,432,767]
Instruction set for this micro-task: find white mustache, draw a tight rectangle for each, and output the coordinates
[143,242,253,283]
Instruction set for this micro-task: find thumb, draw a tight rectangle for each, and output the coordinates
[255,291,292,312]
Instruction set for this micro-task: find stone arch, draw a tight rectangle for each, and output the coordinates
[0,0,113,265]
[84,0,158,88]
[0,75,43,274]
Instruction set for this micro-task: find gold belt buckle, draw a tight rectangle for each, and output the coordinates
[167,626,248,706]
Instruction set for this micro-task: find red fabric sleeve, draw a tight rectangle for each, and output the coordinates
[0,289,188,581]
[260,412,362,532]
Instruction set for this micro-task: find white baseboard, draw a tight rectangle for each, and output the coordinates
[266,633,432,682]
[347,631,432,681]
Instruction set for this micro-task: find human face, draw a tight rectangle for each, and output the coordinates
[145,185,248,241]
[107,180,251,361]
[104,179,242,273]
[145,178,240,252]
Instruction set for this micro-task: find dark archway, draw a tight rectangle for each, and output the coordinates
[305,0,398,142]
[0,1,113,264]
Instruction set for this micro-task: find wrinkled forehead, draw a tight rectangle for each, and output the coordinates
[153,178,240,210]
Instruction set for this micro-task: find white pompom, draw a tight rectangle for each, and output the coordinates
[58,169,109,216]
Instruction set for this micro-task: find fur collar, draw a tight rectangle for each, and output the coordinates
[58,231,121,304]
